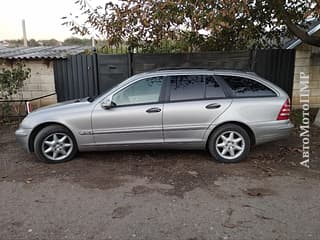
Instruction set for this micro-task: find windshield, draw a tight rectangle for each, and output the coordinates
[89,75,143,102]
[87,83,121,102]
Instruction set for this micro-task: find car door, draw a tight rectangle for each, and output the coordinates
[163,74,232,143]
[91,76,165,146]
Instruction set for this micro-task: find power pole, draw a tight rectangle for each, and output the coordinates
[22,19,28,47]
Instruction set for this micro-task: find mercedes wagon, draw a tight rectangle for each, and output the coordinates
[16,69,293,163]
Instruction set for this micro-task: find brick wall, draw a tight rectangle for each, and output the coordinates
[292,45,320,109]
[2,60,57,107]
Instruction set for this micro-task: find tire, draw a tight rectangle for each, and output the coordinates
[208,124,251,163]
[34,125,78,163]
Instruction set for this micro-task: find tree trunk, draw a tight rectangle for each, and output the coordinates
[314,109,320,127]
[284,18,320,47]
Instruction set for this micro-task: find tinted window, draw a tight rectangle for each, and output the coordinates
[113,77,163,106]
[221,76,276,97]
[205,76,225,98]
[169,75,205,101]
[169,75,225,101]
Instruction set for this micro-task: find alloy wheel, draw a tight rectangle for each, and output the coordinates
[215,131,245,160]
[41,133,73,161]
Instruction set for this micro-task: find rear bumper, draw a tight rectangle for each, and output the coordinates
[15,127,32,152]
[251,120,294,145]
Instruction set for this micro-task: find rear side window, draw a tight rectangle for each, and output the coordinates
[205,76,225,98]
[169,75,225,101]
[220,75,276,97]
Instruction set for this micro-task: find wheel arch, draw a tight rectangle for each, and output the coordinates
[206,121,256,149]
[28,122,77,152]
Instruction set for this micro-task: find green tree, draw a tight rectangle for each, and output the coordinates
[6,39,24,47]
[63,37,91,46]
[27,39,41,47]
[40,39,61,46]
[0,62,31,100]
[62,0,320,51]
[0,62,31,121]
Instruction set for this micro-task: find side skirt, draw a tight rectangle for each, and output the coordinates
[78,141,206,152]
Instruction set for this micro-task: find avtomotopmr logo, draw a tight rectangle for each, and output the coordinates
[299,72,310,168]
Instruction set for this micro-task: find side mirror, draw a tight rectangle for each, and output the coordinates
[101,97,113,109]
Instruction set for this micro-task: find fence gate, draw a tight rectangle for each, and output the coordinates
[97,54,130,93]
[53,54,99,102]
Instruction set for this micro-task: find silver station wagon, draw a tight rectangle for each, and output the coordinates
[16,69,293,163]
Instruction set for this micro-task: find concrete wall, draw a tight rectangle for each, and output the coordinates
[292,44,320,109]
[1,60,57,108]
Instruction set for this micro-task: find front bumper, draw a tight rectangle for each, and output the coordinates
[251,120,294,145]
[15,127,32,152]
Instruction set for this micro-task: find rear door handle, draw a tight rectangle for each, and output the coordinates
[205,103,221,109]
[146,107,161,113]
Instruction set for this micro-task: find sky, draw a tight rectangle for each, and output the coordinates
[0,0,105,41]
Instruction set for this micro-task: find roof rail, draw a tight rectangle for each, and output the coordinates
[149,67,250,72]
[150,67,211,71]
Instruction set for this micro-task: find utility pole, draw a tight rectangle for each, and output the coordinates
[91,37,95,48]
[22,19,28,47]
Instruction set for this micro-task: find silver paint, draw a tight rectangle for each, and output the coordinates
[15,69,294,154]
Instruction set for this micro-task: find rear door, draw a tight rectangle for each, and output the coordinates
[163,74,232,143]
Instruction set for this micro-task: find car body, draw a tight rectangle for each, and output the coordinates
[16,69,293,163]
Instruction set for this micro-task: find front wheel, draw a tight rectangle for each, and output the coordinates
[208,124,251,163]
[34,125,78,163]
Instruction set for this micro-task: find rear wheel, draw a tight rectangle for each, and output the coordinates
[208,124,251,163]
[34,125,77,163]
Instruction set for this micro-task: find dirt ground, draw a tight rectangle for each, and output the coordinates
[0,124,320,240]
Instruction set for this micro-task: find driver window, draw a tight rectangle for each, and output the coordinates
[112,77,163,106]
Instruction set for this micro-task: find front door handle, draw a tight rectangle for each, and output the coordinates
[146,107,161,113]
[205,103,221,109]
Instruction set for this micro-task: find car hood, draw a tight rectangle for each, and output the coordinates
[19,98,93,129]
[31,98,90,113]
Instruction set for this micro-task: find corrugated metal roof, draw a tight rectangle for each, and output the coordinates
[0,45,91,60]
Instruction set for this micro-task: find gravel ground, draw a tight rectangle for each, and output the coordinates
[0,125,320,240]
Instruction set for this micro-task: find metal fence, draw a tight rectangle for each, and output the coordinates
[53,49,296,101]
[0,93,56,120]
[253,49,296,98]
[53,54,99,102]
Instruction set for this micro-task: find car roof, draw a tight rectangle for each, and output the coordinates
[131,68,257,79]
[126,69,259,83]
[145,68,256,75]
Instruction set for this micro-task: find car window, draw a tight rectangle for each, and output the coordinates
[169,75,225,101]
[205,76,225,98]
[169,75,205,101]
[112,77,163,106]
[220,75,276,97]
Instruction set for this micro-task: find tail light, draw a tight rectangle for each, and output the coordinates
[277,98,291,120]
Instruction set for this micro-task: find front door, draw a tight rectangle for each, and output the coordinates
[91,77,164,146]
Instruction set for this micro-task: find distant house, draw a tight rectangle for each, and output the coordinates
[284,21,320,108]
[0,45,90,106]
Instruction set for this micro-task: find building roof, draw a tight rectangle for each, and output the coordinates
[285,20,320,49]
[0,45,91,60]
